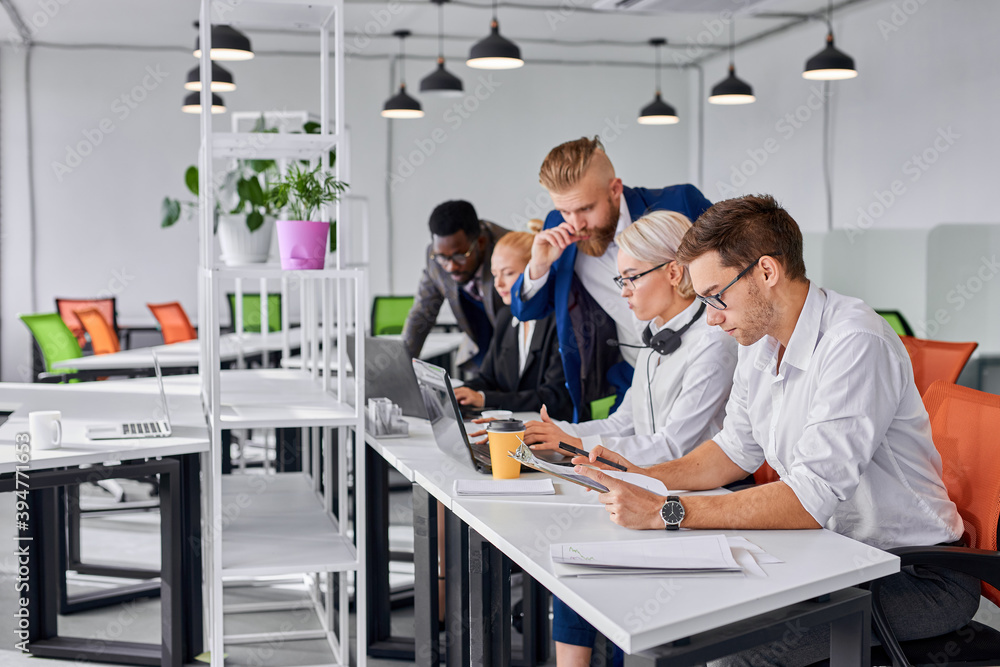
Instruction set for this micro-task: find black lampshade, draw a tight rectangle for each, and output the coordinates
[184,62,236,92]
[803,34,857,80]
[182,92,227,114]
[709,66,755,105]
[382,84,424,119]
[638,92,678,125]
[467,22,523,69]
[194,25,254,61]
[420,60,464,95]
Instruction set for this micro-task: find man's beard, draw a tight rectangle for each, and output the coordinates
[734,277,776,347]
[576,197,619,257]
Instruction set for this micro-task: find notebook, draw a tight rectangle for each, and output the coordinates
[86,351,172,440]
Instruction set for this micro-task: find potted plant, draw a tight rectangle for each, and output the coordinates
[161,156,279,265]
[268,162,348,270]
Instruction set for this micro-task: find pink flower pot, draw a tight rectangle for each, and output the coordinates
[276,220,329,270]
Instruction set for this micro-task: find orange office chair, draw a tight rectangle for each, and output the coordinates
[147,302,197,345]
[56,297,118,348]
[753,463,781,486]
[899,336,979,396]
[75,307,121,355]
[869,381,1000,666]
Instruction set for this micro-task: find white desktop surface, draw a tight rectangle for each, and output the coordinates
[52,329,305,371]
[0,378,209,473]
[365,418,900,655]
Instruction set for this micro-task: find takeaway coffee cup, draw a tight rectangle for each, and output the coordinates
[29,411,62,450]
[486,418,525,480]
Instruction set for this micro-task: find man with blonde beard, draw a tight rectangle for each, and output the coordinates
[511,136,712,421]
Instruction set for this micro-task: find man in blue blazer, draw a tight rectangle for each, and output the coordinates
[511,136,712,422]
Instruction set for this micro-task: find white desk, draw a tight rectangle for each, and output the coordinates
[51,329,305,374]
[364,418,899,665]
[0,379,209,666]
[280,332,466,372]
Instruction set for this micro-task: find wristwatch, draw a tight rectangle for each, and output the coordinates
[660,496,685,531]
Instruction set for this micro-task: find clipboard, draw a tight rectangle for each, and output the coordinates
[508,443,609,493]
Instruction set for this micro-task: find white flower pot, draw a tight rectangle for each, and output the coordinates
[218,215,275,266]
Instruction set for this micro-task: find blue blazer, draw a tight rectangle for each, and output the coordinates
[510,184,713,422]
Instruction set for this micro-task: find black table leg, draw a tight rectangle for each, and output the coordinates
[470,528,511,667]
[444,507,470,667]
[413,484,440,667]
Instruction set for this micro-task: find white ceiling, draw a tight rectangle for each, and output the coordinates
[0,0,868,66]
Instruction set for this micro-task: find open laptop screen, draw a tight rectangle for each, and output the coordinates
[412,359,482,470]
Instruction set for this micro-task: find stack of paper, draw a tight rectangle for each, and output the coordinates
[550,534,779,577]
[454,479,555,496]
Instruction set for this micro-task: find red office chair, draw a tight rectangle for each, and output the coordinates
[899,336,978,397]
[56,297,118,348]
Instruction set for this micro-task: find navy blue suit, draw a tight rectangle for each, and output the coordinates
[510,184,712,422]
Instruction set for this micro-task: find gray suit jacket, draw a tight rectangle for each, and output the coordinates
[402,220,509,363]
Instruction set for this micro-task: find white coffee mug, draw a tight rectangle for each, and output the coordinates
[29,411,62,450]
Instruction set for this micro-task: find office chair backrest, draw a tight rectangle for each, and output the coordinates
[876,309,915,337]
[923,380,1000,606]
[75,307,121,355]
[900,336,979,396]
[56,297,117,347]
[19,312,82,376]
[753,463,781,486]
[147,302,197,344]
[371,296,414,336]
[226,293,282,333]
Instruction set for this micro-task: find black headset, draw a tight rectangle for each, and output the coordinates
[609,302,706,356]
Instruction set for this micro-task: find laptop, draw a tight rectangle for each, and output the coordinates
[412,358,569,474]
[86,351,172,440]
[346,335,427,419]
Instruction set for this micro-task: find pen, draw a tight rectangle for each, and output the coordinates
[558,442,627,471]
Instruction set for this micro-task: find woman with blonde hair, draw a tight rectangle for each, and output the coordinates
[454,221,573,420]
[525,210,738,667]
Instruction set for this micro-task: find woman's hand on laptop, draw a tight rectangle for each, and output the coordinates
[465,416,496,440]
[454,386,485,407]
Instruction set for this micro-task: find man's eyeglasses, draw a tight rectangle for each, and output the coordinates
[613,262,668,290]
[430,244,477,267]
[695,253,781,310]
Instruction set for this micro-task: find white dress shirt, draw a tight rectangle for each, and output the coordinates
[553,300,737,466]
[515,317,536,375]
[714,282,963,550]
[520,197,645,365]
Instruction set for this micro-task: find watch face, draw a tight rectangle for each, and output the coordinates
[661,500,684,524]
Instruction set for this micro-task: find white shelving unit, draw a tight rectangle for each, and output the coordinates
[195,1,365,665]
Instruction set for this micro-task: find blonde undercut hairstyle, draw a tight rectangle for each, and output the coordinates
[539,136,610,193]
[615,210,695,298]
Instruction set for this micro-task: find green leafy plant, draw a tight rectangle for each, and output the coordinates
[268,162,348,222]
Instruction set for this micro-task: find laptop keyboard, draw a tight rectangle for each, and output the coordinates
[122,422,162,435]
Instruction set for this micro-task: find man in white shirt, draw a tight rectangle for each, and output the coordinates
[575,195,981,666]
[510,136,712,422]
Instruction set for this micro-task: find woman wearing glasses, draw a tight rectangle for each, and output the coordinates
[526,210,739,667]
[453,225,573,421]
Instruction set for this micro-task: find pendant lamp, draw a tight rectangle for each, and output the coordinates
[182,92,227,114]
[637,38,678,125]
[466,0,523,70]
[382,30,424,119]
[193,24,254,61]
[421,0,464,95]
[709,21,755,105]
[184,62,236,92]
[803,0,857,80]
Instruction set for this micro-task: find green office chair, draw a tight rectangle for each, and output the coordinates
[371,296,414,336]
[589,394,617,421]
[19,313,83,381]
[226,293,282,333]
[876,310,915,337]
